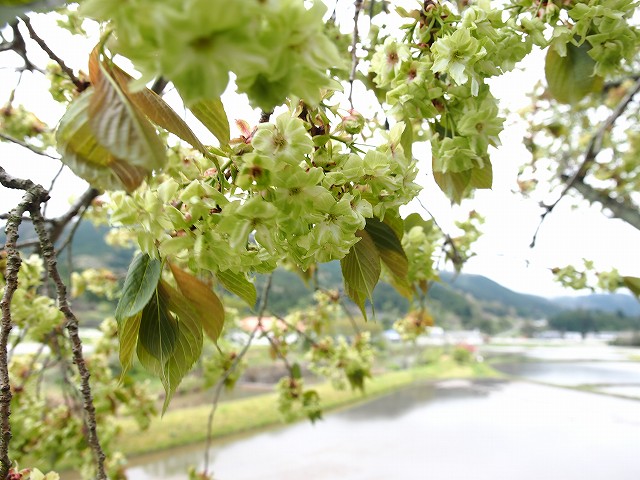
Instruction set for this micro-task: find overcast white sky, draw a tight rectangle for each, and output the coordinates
[1,8,639,299]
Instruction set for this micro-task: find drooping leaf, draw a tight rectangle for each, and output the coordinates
[56,89,147,192]
[187,98,230,147]
[400,116,413,161]
[545,41,603,105]
[115,253,162,321]
[433,169,471,204]
[88,48,167,172]
[469,159,493,190]
[403,213,433,233]
[623,276,640,298]
[118,312,142,375]
[138,286,179,363]
[341,230,381,320]
[216,269,257,308]
[109,65,212,158]
[159,281,204,413]
[169,263,225,343]
[365,218,411,298]
[382,209,405,241]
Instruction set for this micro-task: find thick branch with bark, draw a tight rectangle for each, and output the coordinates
[566,177,640,231]
[0,167,49,478]
[0,167,107,479]
[29,208,107,479]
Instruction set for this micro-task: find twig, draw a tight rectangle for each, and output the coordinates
[530,77,640,247]
[267,310,319,347]
[150,77,168,95]
[42,163,65,218]
[348,0,364,109]
[48,187,100,245]
[21,16,88,92]
[259,110,273,124]
[29,207,107,479]
[202,274,274,477]
[416,197,462,273]
[1,22,40,72]
[339,296,361,334]
[0,131,59,159]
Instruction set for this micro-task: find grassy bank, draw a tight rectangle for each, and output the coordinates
[116,358,500,457]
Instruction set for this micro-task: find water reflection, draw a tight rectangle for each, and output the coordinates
[495,361,640,387]
[125,378,640,480]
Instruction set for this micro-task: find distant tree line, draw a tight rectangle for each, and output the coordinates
[548,309,640,338]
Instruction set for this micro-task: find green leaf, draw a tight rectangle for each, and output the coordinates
[118,312,142,376]
[365,218,411,298]
[88,48,167,172]
[169,263,225,343]
[159,281,204,413]
[56,89,148,193]
[341,230,381,320]
[115,253,162,321]
[382,209,405,241]
[400,117,413,161]
[623,276,640,298]
[187,98,230,147]
[109,65,212,159]
[403,213,433,233]
[433,169,471,204]
[291,363,302,379]
[216,270,257,308]
[545,41,603,105]
[138,286,179,363]
[469,160,493,190]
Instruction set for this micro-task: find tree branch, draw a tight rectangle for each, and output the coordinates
[1,21,40,72]
[20,16,89,92]
[0,167,49,478]
[48,187,100,244]
[531,77,640,246]
[564,176,640,231]
[202,274,274,477]
[29,207,107,479]
[348,0,364,109]
[0,131,60,159]
[0,166,107,478]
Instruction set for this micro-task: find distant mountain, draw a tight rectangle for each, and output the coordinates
[439,271,562,318]
[554,294,640,317]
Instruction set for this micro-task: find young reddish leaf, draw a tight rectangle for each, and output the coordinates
[56,89,147,192]
[187,98,231,147]
[169,263,225,343]
[88,47,167,172]
[109,65,212,159]
[341,230,381,320]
